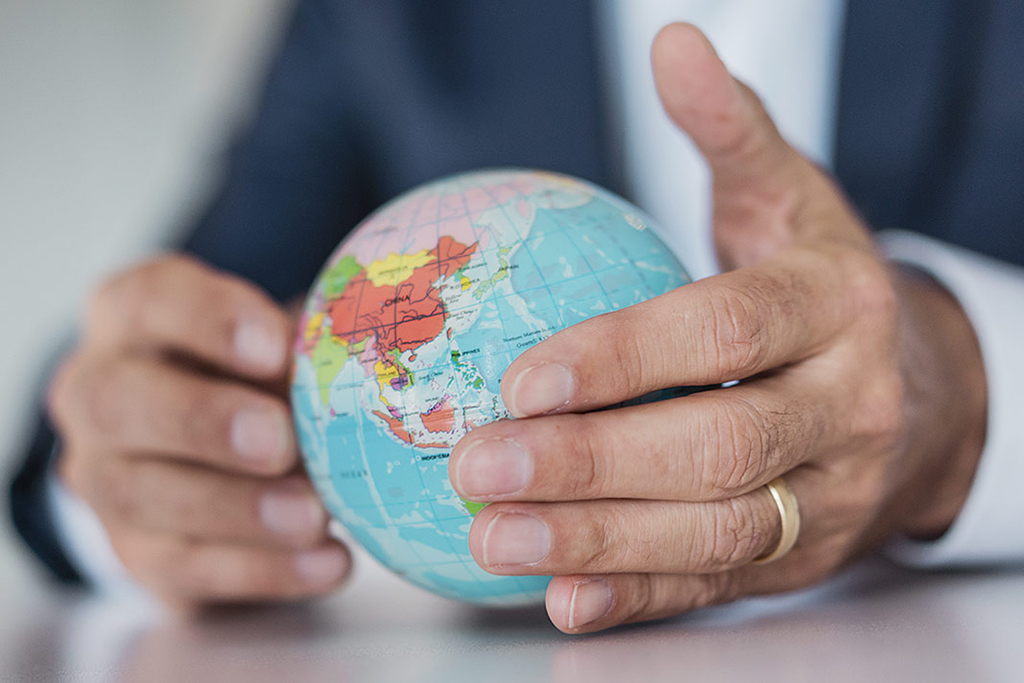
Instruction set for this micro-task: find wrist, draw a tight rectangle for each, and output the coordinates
[890,265,987,540]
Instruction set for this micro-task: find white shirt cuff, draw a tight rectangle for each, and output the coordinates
[880,230,1024,567]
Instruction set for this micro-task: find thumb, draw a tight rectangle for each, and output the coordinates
[651,23,802,194]
[652,24,873,271]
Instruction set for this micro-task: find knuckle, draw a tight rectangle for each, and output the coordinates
[706,286,770,379]
[179,383,232,455]
[711,92,764,162]
[701,402,765,498]
[168,542,219,597]
[684,576,722,611]
[707,498,761,567]
[80,359,134,440]
[123,260,172,335]
[89,262,155,334]
[202,275,244,316]
[90,255,199,340]
[624,574,656,623]
[47,354,130,445]
[575,509,617,572]
[225,554,302,599]
[577,504,662,572]
[211,558,274,596]
[607,310,656,394]
[173,542,217,597]
[693,572,740,609]
[567,419,610,499]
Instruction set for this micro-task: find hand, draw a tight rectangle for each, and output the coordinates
[49,254,350,608]
[448,24,987,633]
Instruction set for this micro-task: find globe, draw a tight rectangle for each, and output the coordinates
[290,169,692,605]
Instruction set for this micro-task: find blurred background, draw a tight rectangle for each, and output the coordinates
[0,0,294,584]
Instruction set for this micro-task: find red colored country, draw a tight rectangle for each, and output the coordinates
[372,410,413,443]
[327,236,478,359]
[421,396,456,434]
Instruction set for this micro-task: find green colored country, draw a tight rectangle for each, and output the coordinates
[312,332,350,404]
[474,246,513,300]
[321,255,363,299]
[461,498,487,516]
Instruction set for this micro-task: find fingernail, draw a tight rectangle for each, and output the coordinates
[295,547,347,587]
[261,488,326,539]
[231,409,289,465]
[455,439,531,498]
[482,513,551,566]
[568,579,614,630]
[235,319,285,372]
[508,363,574,417]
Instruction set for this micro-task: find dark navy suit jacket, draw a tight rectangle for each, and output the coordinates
[9,0,1024,582]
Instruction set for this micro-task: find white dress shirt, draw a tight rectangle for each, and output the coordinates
[50,0,1024,592]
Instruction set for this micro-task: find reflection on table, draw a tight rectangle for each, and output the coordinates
[3,549,1023,683]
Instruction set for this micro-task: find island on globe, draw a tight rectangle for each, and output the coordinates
[290,169,692,605]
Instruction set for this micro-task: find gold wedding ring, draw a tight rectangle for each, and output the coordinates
[751,476,801,565]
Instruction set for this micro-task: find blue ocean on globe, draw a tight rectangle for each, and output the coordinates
[290,169,691,605]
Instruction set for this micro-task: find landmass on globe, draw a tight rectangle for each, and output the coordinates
[290,169,691,604]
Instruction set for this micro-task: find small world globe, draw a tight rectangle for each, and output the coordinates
[291,169,692,605]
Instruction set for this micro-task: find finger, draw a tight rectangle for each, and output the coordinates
[546,572,743,634]
[51,354,297,475]
[545,538,829,634]
[86,254,292,379]
[546,468,832,633]
[453,373,830,503]
[502,247,878,416]
[651,23,802,196]
[91,460,328,549]
[110,529,350,605]
[467,490,782,576]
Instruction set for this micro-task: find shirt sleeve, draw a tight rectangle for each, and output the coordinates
[880,230,1024,566]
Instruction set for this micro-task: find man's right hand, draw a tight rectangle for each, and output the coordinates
[47,254,350,608]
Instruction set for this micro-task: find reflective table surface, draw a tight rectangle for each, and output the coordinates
[3,549,1023,683]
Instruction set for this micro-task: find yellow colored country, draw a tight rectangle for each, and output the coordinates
[304,312,326,345]
[365,249,435,287]
[374,360,401,393]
